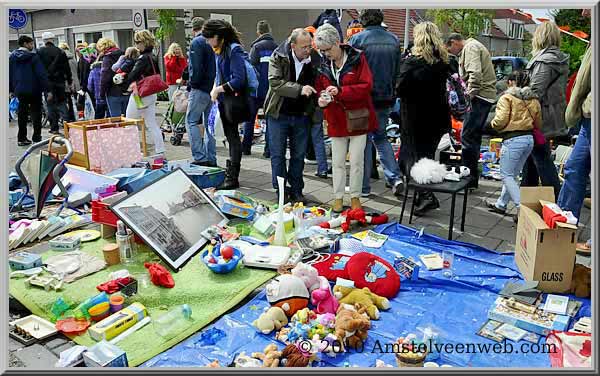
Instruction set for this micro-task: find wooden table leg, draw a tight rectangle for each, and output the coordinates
[448,193,456,240]
[461,187,468,231]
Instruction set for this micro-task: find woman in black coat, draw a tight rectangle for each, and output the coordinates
[396,22,451,215]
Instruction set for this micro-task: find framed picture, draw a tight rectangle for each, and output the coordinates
[111,168,228,271]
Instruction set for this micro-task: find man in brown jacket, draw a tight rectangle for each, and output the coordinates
[447,33,497,189]
[264,28,321,203]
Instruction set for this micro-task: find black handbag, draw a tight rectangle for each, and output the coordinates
[221,91,250,125]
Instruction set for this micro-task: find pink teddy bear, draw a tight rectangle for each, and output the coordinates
[311,278,340,315]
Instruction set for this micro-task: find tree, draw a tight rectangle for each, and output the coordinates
[153,9,177,41]
[550,9,591,73]
[427,9,494,38]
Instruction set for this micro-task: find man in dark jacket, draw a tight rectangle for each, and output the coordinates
[312,9,344,41]
[37,32,73,134]
[349,9,404,197]
[9,35,49,145]
[243,20,278,156]
[186,17,217,167]
[264,28,320,203]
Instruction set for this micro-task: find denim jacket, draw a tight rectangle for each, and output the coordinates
[349,25,401,108]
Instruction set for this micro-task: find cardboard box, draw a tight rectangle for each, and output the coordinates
[515,187,577,293]
[88,303,147,342]
[83,341,128,367]
[488,297,570,336]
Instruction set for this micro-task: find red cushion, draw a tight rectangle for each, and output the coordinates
[345,252,400,298]
[312,253,352,282]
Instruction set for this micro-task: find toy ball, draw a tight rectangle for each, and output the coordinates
[221,246,234,260]
[201,245,243,274]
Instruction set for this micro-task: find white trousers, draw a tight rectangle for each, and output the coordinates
[331,134,367,200]
[125,94,165,155]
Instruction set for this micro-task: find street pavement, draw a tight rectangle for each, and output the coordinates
[7,102,591,367]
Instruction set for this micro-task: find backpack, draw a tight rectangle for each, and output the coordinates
[446,73,471,120]
[228,43,260,98]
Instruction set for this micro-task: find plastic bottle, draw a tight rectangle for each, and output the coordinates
[152,304,193,337]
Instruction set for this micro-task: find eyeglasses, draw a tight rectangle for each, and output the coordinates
[319,46,333,53]
[297,44,312,51]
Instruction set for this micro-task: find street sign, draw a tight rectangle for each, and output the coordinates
[132,9,146,31]
[9,9,28,30]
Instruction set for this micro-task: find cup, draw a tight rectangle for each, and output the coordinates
[134,273,151,291]
[116,229,137,264]
[442,250,454,278]
[102,243,121,266]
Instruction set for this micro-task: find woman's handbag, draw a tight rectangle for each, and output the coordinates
[339,99,370,133]
[137,55,168,98]
[221,92,250,125]
[525,104,546,145]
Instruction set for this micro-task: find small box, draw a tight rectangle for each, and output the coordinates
[83,341,128,367]
[88,302,147,342]
[488,297,570,336]
[216,195,256,220]
[515,187,577,293]
[439,150,462,167]
[49,234,82,251]
[9,252,43,271]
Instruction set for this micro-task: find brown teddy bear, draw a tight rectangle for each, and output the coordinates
[570,264,591,298]
[333,285,390,320]
[280,344,314,367]
[252,344,282,368]
[334,303,371,352]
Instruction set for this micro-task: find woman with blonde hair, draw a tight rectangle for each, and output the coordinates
[164,42,188,100]
[124,29,165,155]
[396,21,451,215]
[522,21,569,198]
[97,37,129,116]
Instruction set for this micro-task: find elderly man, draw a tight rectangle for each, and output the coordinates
[38,31,73,135]
[263,28,321,203]
[349,9,405,197]
[186,17,217,167]
[447,33,496,189]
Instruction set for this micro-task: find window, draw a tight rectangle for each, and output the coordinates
[508,21,524,40]
[482,19,492,36]
[84,32,103,45]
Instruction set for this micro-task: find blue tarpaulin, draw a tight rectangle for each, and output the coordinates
[143,223,590,368]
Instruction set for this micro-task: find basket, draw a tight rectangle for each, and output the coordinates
[395,350,427,367]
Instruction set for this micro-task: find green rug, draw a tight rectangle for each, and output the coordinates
[9,239,276,366]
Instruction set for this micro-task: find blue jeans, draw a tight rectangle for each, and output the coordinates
[362,107,403,193]
[558,118,591,219]
[267,114,310,195]
[242,97,263,152]
[311,122,329,174]
[495,135,534,210]
[521,142,562,200]
[461,97,493,187]
[45,93,68,132]
[185,89,214,163]
[106,95,130,117]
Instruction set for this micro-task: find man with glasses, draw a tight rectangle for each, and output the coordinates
[263,28,321,203]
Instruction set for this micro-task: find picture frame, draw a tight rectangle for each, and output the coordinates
[110,168,228,271]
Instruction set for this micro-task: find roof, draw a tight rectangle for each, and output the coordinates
[490,21,509,39]
[345,9,422,43]
[494,9,537,24]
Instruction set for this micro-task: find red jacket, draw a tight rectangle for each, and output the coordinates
[164,55,188,85]
[315,46,377,137]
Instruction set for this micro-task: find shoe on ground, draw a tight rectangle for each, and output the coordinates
[304,158,317,165]
[414,194,440,216]
[332,199,344,213]
[351,197,362,210]
[327,166,333,174]
[191,160,214,167]
[360,192,370,198]
[392,180,404,196]
[486,200,506,215]
[290,193,307,205]
[32,137,42,143]
[584,198,591,209]
[315,171,328,179]
[18,139,32,146]
[576,241,591,255]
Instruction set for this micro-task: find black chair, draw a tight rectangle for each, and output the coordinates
[399,177,471,240]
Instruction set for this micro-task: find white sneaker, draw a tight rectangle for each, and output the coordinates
[392,180,404,196]
[305,158,317,165]
[361,192,371,198]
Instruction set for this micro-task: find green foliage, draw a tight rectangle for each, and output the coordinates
[551,9,591,74]
[427,9,494,38]
[153,9,177,41]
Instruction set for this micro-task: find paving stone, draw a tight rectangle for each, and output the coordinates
[496,240,516,254]
[50,342,75,357]
[456,233,503,251]
[42,337,67,350]
[486,223,518,240]
[461,212,502,229]
[13,344,58,369]
[9,337,24,352]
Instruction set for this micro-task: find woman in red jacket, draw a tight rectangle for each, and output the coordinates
[315,24,377,213]
[164,42,188,100]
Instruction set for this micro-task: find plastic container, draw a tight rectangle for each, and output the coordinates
[109,295,125,313]
[200,244,242,274]
[116,223,136,264]
[91,200,119,227]
[152,304,193,338]
[103,243,121,266]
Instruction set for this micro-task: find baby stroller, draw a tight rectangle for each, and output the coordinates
[160,84,188,146]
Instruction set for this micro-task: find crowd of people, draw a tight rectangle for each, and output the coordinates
[8,9,592,248]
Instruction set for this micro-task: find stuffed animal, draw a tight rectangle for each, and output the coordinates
[280,343,316,367]
[570,264,591,298]
[252,344,282,368]
[253,307,289,334]
[333,285,390,320]
[319,208,388,233]
[266,274,310,317]
[410,158,447,185]
[311,278,340,315]
[334,304,371,352]
[291,308,317,324]
[291,262,324,292]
